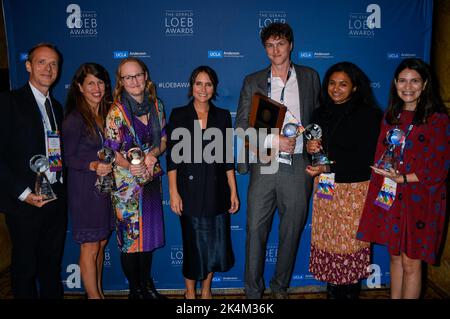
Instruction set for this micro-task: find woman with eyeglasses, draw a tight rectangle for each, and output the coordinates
[104,57,167,299]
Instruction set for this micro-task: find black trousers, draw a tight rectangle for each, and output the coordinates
[120,251,153,291]
[5,183,67,299]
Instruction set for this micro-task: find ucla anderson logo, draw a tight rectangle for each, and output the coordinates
[387,52,417,60]
[299,51,334,59]
[208,50,244,59]
[113,51,129,59]
[113,50,151,59]
[66,4,98,38]
[208,51,224,59]
[299,52,313,59]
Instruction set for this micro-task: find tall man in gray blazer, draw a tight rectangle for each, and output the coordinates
[235,22,321,299]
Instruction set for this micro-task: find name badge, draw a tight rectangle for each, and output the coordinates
[47,130,62,172]
[316,173,335,200]
[374,177,397,210]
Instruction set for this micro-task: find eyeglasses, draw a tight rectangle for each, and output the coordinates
[121,72,145,84]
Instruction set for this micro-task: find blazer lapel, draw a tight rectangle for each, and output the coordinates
[20,84,47,153]
[256,66,271,94]
[294,64,306,121]
[206,103,218,130]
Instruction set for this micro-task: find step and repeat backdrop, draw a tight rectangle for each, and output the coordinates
[3,0,433,292]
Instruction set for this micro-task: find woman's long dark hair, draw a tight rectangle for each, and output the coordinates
[65,63,112,137]
[386,58,446,125]
[321,61,377,109]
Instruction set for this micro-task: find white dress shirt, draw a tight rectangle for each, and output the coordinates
[264,67,303,154]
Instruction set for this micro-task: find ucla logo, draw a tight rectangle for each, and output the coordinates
[113,51,129,59]
[212,276,222,282]
[299,51,313,59]
[208,50,224,58]
[387,53,400,59]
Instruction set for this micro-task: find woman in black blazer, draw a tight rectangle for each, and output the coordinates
[166,66,239,299]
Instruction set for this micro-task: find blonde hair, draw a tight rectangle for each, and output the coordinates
[113,57,157,103]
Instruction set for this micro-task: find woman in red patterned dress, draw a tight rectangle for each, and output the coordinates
[357,58,450,299]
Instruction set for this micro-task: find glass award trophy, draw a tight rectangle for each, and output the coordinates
[126,147,151,185]
[375,128,405,171]
[277,122,305,165]
[29,154,57,200]
[304,123,334,166]
[95,147,116,193]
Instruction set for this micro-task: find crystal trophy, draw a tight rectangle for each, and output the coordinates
[277,122,305,165]
[375,128,405,171]
[304,123,334,166]
[95,147,116,193]
[126,147,151,185]
[29,154,57,200]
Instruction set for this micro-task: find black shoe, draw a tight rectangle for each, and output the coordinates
[343,283,361,300]
[270,291,289,299]
[128,288,144,300]
[141,279,167,299]
[326,283,344,299]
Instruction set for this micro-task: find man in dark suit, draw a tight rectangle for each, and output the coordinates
[0,43,67,298]
[235,23,321,299]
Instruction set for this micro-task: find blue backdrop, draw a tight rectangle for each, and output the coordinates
[2,0,433,292]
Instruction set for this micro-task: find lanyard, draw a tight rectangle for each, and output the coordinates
[398,124,413,164]
[96,126,105,148]
[267,63,292,105]
[129,111,150,149]
[396,113,414,165]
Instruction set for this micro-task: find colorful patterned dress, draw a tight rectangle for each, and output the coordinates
[357,111,450,264]
[308,101,381,285]
[105,99,166,253]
